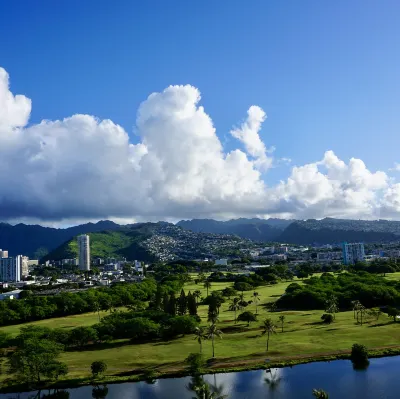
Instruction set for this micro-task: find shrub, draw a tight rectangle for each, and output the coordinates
[91,361,107,378]
[237,311,257,326]
[350,343,369,369]
[321,313,334,324]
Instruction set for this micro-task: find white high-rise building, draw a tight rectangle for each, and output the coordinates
[78,235,90,271]
[0,256,22,282]
[21,256,29,277]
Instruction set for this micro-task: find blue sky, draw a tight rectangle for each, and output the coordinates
[1,0,400,223]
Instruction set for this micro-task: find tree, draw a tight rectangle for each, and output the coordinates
[69,326,98,348]
[387,306,400,322]
[351,300,361,319]
[252,292,260,314]
[168,292,176,316]
[325,295,339,320]
[91,361,107,378]
[178,289,187,316]
[9,337,68,386]
[321,313,334,324]
[204,280,212,297]
[261,318,276,351]
[221,287,236,298]
[350,343,369,369]
[185,352,204,374]
[208,307,219,324]
[206,323,223,358]
[193,290,202,304]
[163,292,169,313]
[187,292,198,316]
[312,389,329,398]
[154,285,163,311]
[194,326,206,353]
[229,298,241,324]
[237,311,257,327]
[356,304,367,326]
[278,315,286,332]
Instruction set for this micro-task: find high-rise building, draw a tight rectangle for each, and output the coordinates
[78,234,90,271]
[0,249,9,258]
[0,256,22,282]
[21,256,29,277]
[342,242,365,265]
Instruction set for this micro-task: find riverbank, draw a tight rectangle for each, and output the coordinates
[3,346,400,394]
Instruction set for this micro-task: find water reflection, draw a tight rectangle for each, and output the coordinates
[264,368,283,391]
[5,356,400,399]
[91,385,109,399]
[187,375,227,399]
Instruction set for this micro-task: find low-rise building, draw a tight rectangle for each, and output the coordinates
[317,251,343,262]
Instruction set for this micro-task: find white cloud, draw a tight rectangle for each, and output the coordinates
[0,68,31,131]
[390,162,400,172]
[0,66,399,223]
[230,105,272,170]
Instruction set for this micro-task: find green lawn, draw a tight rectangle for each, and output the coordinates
[0,310,110,337]
[3,275,400,382]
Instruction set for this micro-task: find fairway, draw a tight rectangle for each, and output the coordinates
[2,275,400,383]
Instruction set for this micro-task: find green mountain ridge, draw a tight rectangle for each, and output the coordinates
[43,228,156,263]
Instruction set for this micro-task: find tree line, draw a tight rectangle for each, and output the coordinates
[276,272,400,310]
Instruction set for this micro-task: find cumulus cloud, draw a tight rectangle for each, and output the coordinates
[230,105,272,170]
[0,66,399,223]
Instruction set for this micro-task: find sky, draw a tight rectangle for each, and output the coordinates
[1,0,400,226]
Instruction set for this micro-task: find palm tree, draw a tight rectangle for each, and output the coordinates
[238,293,245,302]
[252,292,260,314]
[193,290,202,305]
[229,298,241,324]
[204,280,212,297]
[194,326,206,353]
[261,318,276,351]
[206,323,223,358]
[208,309,219,324]
[278,315,285,332]
[312,388,329,398]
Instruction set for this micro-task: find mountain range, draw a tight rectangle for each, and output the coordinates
[2,217,400,260]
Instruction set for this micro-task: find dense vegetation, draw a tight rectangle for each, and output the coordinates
[0,279,157,326]
[277,272,400,310]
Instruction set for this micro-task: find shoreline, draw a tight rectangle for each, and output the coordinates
[2,346,400,394]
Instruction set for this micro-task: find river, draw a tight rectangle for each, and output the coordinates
[2,355,400,398]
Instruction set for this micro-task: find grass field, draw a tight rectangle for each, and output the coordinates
[2,274,400,385]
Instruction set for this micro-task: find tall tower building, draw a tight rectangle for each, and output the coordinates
[0,256,21,282]
[78,235,91,271]
[342,242,365,265]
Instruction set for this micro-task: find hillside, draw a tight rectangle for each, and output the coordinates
[176,218,293,242]
[43,228,156,263]
[45,222,254,263]
[0,220,121,258]
[278,218,400,245]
